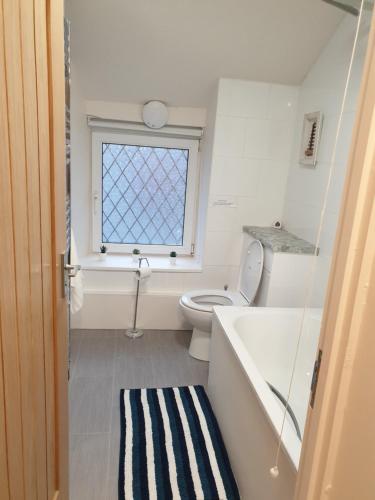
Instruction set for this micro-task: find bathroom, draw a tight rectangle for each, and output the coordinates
[65,1,374,499]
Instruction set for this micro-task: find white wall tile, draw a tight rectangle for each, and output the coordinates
[317,210,339,257]
[316,113,340,164]
[209,156,261,197]
[334,112,356,166]
[217,79,270,118]
[71,292,189,330]
[298,88,343,119]
[282,17,367,307]
[266,285,310,308]
[309,255,332,307]
[236,197,262,225]
[283,200,321,244]
[271,254,316,287]
[201,266,238,291]
[206,198,241,232]
[268,120,295,161]
[268,85,299,122]
[324,161,347,215]
[208,78,297,266]
[204,231,243,267]
[284,162,330,207]
[241,197,284,227]
[244,119,271,159]
[213,115,246,157]
[257,160,291,209]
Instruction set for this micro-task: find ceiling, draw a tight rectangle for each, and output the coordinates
[66,0,344,107]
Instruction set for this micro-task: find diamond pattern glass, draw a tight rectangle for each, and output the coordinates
[102,143,189,245]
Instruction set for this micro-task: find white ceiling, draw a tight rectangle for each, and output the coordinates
[66,0,343,107]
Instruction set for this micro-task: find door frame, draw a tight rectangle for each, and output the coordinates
[48,0,69,498]
[295,6,375,499]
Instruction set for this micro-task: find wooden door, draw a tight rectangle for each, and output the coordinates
[0,0,68,499]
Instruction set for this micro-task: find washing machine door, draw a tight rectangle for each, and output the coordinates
[239,239,264,304]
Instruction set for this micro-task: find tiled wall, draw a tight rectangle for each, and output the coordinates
[282,14,371,306]
[204,79,299,276]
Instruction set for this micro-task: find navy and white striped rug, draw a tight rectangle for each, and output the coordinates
[119,385,240,500]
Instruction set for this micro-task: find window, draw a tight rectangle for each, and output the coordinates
[92,131,199,255]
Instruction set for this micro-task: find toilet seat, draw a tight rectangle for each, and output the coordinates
[179,239,264,361]
[180,289,248,313]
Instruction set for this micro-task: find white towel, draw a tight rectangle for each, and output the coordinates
[70,230,84,314]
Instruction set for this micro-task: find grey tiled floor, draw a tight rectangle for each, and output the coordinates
[69,329,208,500]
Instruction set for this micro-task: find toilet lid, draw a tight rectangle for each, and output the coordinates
[239,239,264,303]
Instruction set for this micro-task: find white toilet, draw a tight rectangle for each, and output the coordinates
[180,239,264,361]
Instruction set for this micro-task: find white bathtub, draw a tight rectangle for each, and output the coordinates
[207,307,322,500]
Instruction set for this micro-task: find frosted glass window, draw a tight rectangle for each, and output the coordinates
[92,131,198,255]
[102,143,189,246]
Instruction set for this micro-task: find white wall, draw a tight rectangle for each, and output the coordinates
[71,78,298,329]
[282,14,371,306]
[204,78,299,272]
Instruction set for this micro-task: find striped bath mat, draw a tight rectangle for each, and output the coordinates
[119,385,240,500]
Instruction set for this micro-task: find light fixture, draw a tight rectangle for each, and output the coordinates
[142,100,168,129]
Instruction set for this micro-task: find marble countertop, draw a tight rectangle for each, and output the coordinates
[243,226,317,255]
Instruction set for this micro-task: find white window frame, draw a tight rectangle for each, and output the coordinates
[92,130,199,255]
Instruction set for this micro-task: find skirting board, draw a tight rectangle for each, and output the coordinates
[71,291,190,330]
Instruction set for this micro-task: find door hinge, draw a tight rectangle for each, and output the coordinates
[191,243,195,256]
[310,349,323,409]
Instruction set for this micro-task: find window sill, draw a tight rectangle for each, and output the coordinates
[79,254,203,273]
